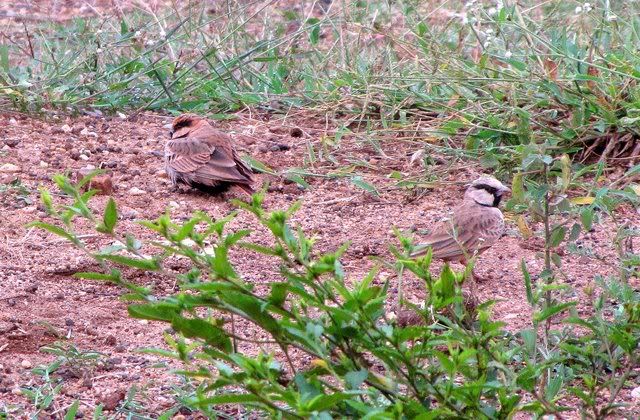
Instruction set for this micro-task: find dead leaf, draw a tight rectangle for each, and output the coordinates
[544,59,558,81]
[570,196,595,205]
[516,215,533,239]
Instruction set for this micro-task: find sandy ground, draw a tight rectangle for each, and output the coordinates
[0,109,638,417]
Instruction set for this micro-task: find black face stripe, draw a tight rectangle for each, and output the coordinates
[473,183,498,195]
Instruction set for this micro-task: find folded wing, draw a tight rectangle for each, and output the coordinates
[410,206,503,261]
[165,136,254,189]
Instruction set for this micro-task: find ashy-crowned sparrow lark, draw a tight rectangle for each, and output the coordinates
[165,114,255,194]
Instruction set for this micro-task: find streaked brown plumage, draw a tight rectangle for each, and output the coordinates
[410,176,510,268]
[165,114,255,194]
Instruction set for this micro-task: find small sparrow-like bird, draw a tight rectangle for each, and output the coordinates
[411,176,510,278]
[165,114,255,194]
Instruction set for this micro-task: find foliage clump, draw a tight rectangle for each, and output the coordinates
[29,172,639,418]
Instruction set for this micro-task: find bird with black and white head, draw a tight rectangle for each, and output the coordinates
[410,176,511,279]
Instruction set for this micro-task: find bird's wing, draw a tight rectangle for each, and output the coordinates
[166,136,253,185]
[411,205,504,260]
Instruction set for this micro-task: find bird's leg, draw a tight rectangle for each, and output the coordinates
[460,258,479,311]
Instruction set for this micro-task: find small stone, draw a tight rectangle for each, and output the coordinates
[128,187,146,196]
[92,175,114,195]
[8,118,17,126]
[3,138,20,147]
[60,124,72,133]
[1,145,10,151]
[75,169,113,196]
[156,169,168,179]
[11,387,22,395]
[0,163,20,173]
[24,284,38,293]
[138,319,149,325]
[290,127,303,137]
[22,206,37,214]
[80,127,98,137]
[39,161,48,168]
[79,154,90,161]
[100,388,126,411]
[168,201,179,209]
[20,360,32,369]
[104,335,117,346]
[631,386,640,401]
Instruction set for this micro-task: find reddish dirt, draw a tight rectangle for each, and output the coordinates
[0,109,638,417]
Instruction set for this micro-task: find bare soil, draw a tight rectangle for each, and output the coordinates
[0,109,638,417]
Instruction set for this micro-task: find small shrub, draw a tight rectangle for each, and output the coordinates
[29,172,640,418]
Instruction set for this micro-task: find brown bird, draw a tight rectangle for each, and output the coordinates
[410,176,510,279]
[165,114,255,194]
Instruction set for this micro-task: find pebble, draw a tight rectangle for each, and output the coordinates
[20,359,32,369]
[39,161,48,168]
[1,145,10,151]
[11,387,21,395]
[169,201,179,209]
[0,163,20,173]
[8,118,17,125]
[90,175,114,195]
[632,386,640,401]
[128,187,146,196]
[60,124,72,133]
[79,154,90,161]
[80,127,98,138]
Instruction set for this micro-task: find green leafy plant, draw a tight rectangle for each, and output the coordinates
[30,172,640,418]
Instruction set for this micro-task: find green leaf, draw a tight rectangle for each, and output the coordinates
[534,302,576,323]
[221,292,281,337]
[193,393,265,407]
[99,198,118,234]
[0,44,9,72]
[549,226,566,247]
[511,173,525,203]
[171,316,232,352]
[521,259,534,305]
[98,254,160,270]
[128,303,179,321]
[242,156,276,175]
[568,223,581,242]
[345,369,368,390]
[27,222,76,243]
[306,18,321,45]
[350,176,378,196]
[307,392,352,412]
[581,207,594,231]
[73,270,121,282]
[39,188,54,213]
[64,400,79,420]
[269,283,289,307]
[284,173,309,189]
